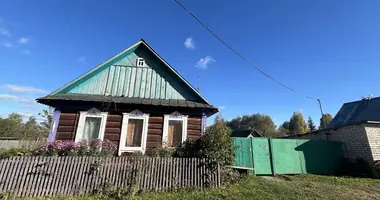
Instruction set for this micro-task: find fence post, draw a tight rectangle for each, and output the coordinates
[268,138,276,176]
[249,138,256,176]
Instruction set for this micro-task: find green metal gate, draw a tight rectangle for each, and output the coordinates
[233,138,343,175]
[252,138,272,175]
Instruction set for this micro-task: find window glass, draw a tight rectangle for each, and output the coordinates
[81,117,101,141]
[168,120,183,147]
[126,119,144,147]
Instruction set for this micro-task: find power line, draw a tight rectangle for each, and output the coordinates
[173,0,317,101]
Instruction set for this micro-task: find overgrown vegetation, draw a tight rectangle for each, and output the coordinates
[0,147,34,159]
[34,139,117,156]
[19,175,380,200]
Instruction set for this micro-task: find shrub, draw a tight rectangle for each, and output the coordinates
[0,148,33,159]
[146,145,174,157]
[35,139,117,157]
[174,118,235,171]
[220,167,246,185]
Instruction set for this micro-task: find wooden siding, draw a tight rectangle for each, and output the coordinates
[147,116,163,148]
[104,114,122,146]
[56,113,79,140]
[55,112,202,149]
[0,157,221,197]
[66,51,186,100]
[187,117,202,141]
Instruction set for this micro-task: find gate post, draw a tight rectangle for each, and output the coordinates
[250,138,256,176]
[269,138,276,176]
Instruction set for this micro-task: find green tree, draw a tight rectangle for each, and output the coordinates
[0,113,24,138]
[307,117,317,132]
[227,114,278,137]
[23,116,41,140]
[38,109,53,132]
[319,113,333,129]
[288,112,308,134]
[277,121,290,136]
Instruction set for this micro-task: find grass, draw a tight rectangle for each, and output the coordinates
[21,175,380,200]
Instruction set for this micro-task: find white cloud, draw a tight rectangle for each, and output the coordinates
[78,56,87,64]
[195,56,215,69]
[218,106,226,111]
[2,84,48,93]
[20,104,44,110]
[18,37,30,44]
[184,37,195,50]
[0,94,35,104]
[21,49,31,55]
[0,28,11,37]
[1,41,12,48]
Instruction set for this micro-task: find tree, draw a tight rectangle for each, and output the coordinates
[0,113,24,138]
[277,121,290,136]
[307,117,317,132]
[23,116,41,140]
[288,111,308,134]
[319,113,333,129]
[227,114,278,137]
[39,109,53,132]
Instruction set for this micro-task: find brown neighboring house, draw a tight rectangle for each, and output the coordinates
[37,39,218,155]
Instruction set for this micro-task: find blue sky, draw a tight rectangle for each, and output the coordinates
[0,0,379,125]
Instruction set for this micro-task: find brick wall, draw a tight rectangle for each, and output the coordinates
[364,123,380,162]
[288,124,375,164]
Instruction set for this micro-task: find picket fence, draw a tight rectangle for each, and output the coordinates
[0,156,220,197]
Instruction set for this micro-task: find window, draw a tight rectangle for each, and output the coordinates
[119,110,149,155]
[75,108,107,142]
[163,111,188,148]
[136,58,145,66]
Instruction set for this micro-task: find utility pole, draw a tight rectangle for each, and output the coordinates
[317,99,326,129]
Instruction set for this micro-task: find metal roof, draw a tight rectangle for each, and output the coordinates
[36,94,218,115]
[328,97,380,128]
[231,129,263,137]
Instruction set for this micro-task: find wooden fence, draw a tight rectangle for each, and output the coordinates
[0,156,220,197]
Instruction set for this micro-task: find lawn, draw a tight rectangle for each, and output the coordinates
[23,175,380,200]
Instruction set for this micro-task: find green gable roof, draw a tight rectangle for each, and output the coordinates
[47,39,212,105]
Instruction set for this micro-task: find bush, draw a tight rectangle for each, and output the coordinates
[220,167,246,185]
[35,139,117,157]
[0,148,33,159]
[174,119,235,171]
[145,146,174,157]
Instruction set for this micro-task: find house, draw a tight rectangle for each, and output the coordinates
[288,97,380,167]
[37,39,218,155]
[231,129,263,138]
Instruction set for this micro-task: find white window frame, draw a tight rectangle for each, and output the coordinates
[119,110,149,155]
[136,58,145,67]
[75,108,108,142]
[162,111,188,148]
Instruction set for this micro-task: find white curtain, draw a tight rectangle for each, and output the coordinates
[81,117,101,140]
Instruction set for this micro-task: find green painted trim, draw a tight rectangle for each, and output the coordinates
[49,41,142,95]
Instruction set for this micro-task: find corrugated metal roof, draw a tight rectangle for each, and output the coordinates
[36,94,218,110]
[328,97,380,128]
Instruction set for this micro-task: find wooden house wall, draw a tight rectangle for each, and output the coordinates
[55,111,202,150]
[56,112,79,141]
